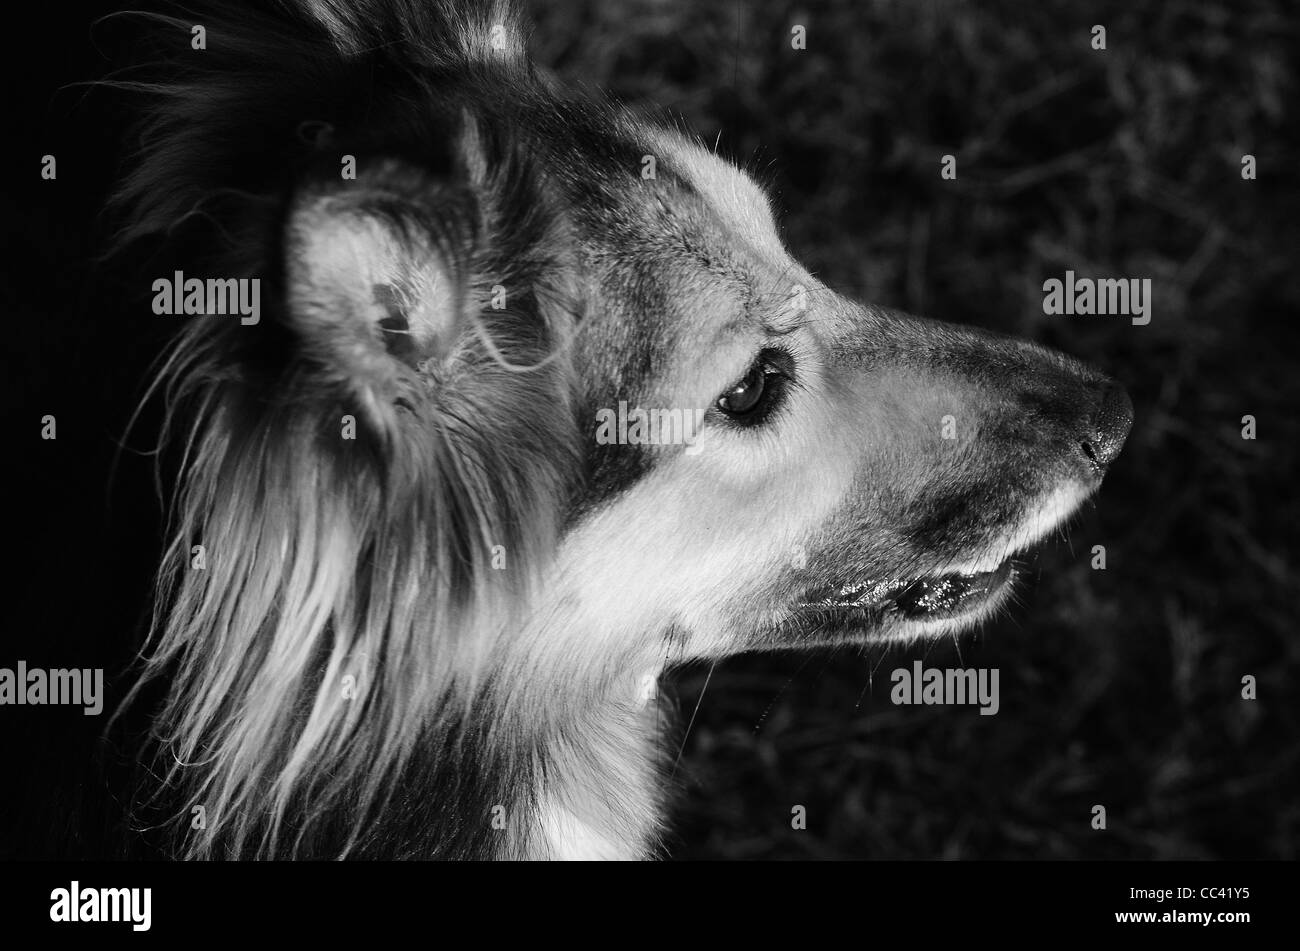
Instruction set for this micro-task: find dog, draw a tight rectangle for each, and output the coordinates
[110,0,1132,859]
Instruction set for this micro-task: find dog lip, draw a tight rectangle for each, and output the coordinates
[890,559,1014,619]
[796,480,1090,624]
[799,558,1016,619]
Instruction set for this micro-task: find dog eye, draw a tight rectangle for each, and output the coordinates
[715,349,793,424]
[718,365,767,415]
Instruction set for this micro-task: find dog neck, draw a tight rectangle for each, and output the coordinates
[521,669,667,860]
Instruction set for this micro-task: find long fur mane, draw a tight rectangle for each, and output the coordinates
[109,1,631,859]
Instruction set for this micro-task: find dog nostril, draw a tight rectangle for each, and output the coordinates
[1084,383,1133,470]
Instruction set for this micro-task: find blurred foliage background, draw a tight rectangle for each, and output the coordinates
[532,0,1300,859]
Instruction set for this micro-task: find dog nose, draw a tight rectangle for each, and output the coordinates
[1081,382,1133,471]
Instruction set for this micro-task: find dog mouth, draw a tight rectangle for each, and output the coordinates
[792,484,1093,628]
[799,556,1017,622]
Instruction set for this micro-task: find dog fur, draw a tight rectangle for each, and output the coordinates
[109,0,1131,860]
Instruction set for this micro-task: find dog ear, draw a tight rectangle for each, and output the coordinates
[297,0,528,63]
[283,161,477,429]
[279,136,579,452]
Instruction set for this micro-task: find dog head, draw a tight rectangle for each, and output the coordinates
[550,127,1133,657]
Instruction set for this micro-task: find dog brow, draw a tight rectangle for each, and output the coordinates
[651,132,782,248]
[713,276,806,343]
[761,290,807,336]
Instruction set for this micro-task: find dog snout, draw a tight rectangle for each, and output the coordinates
[1080,382,1133,472]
